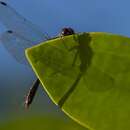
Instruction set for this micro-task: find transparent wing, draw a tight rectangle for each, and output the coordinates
[0,1,50,64]
[0,1,49,43]
[0,30,35,64]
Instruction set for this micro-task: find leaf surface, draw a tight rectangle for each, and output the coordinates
[26,32,130,130]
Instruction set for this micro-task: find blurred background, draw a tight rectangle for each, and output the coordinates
[0,0,130,129]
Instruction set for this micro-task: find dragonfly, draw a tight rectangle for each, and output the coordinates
[0,1,75,109]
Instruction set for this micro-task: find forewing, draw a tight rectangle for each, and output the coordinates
[0,1,49,44]
[0,1,50,64]
[0,31,34,64]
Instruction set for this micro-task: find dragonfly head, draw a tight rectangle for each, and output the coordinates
[61,27,75,36]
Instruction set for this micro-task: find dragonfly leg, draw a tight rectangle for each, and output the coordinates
[24,78,40,109]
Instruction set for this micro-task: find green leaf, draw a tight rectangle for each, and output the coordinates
[25,32,130,130]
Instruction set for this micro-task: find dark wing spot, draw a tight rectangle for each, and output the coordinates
[7,30,13,34]
[0,1,7,6]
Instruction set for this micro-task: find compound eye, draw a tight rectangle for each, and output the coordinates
[61,27,75,36]
[68,28,75,34]
[61,28,67,35]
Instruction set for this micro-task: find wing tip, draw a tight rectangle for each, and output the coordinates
[0,1,7,6]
